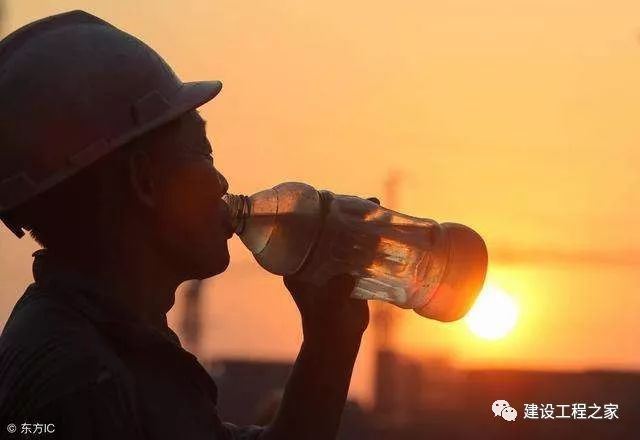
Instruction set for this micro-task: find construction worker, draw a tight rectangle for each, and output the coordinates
[0,10,369,439]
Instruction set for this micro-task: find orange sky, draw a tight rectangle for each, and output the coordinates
[1,1,639,405]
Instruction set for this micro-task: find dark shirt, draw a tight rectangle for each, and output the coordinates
[0,251,263,440]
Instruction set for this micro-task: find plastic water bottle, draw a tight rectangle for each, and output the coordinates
[224,182,488,322]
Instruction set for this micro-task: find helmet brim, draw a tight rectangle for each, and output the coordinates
[111,80,223,149]
[175,80,223,114]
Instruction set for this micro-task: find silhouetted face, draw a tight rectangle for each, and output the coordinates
[151,111,231,280]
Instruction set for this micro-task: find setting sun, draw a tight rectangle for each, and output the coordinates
[465,284,519,340]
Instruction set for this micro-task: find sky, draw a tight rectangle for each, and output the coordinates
[1,1,639,405]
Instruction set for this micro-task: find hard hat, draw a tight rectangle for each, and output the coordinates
[0,10,222,236]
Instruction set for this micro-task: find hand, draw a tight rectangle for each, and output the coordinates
[284,273,369,344]
[283,196,380,344]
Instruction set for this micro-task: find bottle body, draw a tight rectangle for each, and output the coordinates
[225,182,488,322]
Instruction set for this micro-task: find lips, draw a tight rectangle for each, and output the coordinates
[223,218,235,239]
[220,200,235,239]
[222,215,236,240]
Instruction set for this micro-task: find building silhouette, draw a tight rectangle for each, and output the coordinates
[207,353,640,439]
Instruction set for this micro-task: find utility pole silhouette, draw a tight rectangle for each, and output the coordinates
[372,170,406,417]
[371,170,404,353]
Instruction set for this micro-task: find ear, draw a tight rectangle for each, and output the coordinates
[127,149,157,208]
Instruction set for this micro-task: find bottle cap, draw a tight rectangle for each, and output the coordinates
[414,222,488,322]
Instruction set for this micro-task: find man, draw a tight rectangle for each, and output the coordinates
[0,10,369,439]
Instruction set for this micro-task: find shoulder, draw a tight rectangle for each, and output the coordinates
[0,284,131,420]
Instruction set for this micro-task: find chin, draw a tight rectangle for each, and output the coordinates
[214,251,231,274]
[166,234,230,281]
[195,247,230,279]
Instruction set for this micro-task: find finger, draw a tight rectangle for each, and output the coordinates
[367,197,381,205]
[324,273,357,302]
[283,275,314,312]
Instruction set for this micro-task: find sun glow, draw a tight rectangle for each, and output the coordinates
[465,284,519,340]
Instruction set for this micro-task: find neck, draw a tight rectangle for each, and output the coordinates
[51,235,182,329]
[110,238,181,329]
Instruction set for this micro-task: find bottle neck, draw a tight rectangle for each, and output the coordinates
[223,193,250,235]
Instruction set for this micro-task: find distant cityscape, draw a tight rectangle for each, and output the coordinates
[208,352,640,439]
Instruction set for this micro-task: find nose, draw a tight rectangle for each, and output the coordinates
[217,170,229,195]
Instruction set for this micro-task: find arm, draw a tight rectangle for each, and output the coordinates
[260,274,369,440]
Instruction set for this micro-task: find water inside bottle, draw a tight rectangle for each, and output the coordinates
[240,212,321,269]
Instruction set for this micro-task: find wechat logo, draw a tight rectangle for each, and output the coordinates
[492,399,517,421]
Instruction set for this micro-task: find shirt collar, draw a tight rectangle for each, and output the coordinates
[31,249,183,350]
